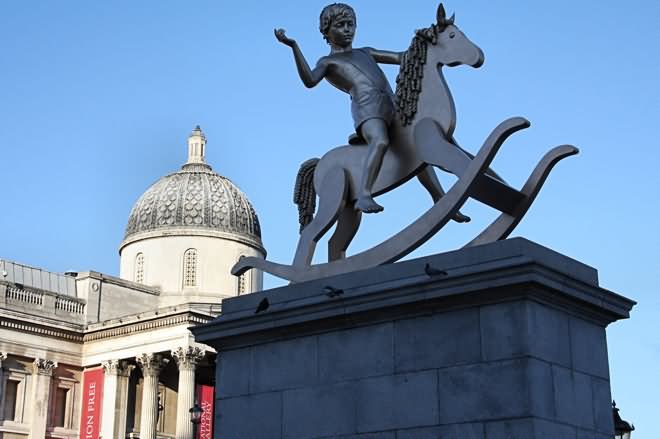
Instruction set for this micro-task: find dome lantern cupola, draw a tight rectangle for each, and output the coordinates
[186,125,207,166]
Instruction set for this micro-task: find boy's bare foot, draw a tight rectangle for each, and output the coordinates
[452,211,471,223]
[355,196,384,213]
[431,195,470,223]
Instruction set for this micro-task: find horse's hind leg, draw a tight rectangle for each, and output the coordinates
[417,165,446,202]
[328,205,362,261]
[292,167,348,267]
[417,166,471,223]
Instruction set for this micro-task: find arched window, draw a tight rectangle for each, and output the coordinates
[238,272,246,295]
[237,256,249,295]
[135,253,145,284]
[183,249,198,287]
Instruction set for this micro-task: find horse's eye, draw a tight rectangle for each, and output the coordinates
[449,32,456,39]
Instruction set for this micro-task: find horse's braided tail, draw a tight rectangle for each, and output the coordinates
[293,158,320,233]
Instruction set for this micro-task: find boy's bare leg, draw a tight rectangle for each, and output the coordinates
[417,167,471,223]
[356,119,389,213]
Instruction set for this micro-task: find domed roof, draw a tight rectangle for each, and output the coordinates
[122,126,261,247]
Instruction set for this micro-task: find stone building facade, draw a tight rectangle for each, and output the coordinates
[0,127,264,439]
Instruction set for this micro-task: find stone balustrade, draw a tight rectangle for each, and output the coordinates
[1,281,86,320]
[55,295,86,314]
[6,284,43,305]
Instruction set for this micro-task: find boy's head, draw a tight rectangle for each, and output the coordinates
[319,3,356,44]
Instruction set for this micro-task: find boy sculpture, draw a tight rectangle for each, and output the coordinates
[276,3,467,218]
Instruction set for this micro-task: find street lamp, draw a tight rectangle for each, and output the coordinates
[188,403,204,439]
[612,400,635,439]
[190,403,203,438]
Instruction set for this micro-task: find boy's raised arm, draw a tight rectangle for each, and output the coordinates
[275,28,327,88]
[368,48,403,65]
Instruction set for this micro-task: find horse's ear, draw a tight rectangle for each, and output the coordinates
[437,3,447,25]
[448,13,455,25]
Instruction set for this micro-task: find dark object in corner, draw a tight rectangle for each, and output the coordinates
[324,286,344,298]
[255,298,270,314]
[424,263,448,277]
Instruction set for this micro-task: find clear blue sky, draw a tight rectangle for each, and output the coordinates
[1,0,657,435]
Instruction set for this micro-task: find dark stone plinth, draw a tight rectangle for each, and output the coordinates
[193,238,635,439]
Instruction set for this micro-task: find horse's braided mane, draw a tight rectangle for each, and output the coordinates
[293,158,320,232]
[395,24,439,126]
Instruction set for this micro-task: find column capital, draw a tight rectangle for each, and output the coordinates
[136,353,166,377]
[172,346,205,371]
[33,358,58,376]
[0,352,7,368]
[102,359,135,377]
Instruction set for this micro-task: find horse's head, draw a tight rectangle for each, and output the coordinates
[395,4,485,126]
[416,4,484,69]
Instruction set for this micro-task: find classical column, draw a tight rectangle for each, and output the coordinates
[0,353,7,417]
[29,358,57,439]
[172,347,205,439]
[115,361,135,439]
[101,360,135,439]
[136,353,165,439]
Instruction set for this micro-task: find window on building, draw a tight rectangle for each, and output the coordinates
[183,249,198,287]
[238,272,246,295]
[3,380,19,420]
[53,387,69,427]
[237,256,249,295]
[135,253,145,284]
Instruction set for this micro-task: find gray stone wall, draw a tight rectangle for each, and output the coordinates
[77,272,160,323]
[194,238,635,439]
[214,300,614,439]
[96,281,160,321]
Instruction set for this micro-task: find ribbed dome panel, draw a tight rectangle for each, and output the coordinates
[124,165,261,241]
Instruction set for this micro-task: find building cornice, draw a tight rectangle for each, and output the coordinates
[83,311,213,342]
[76,271,160,295]
[84,303,219,330]
[0,306,85,332]
[118,227,266,256]
[1,306,216,344]
[0,316,84,342]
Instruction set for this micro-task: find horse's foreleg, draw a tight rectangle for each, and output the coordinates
[414,118,472,177]
[415,118,508,185]
[328,205,362,261]
[292,168,348,267]
[448,135,507,184]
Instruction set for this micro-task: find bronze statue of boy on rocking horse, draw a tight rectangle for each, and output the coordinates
[233,3,578,283]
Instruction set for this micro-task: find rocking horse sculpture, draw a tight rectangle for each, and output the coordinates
[233,3,578,283]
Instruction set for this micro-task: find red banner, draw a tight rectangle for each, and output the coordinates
[196,385,214,439]
[79,367,104,439]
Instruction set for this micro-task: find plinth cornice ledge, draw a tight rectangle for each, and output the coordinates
[192,238,636,349]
